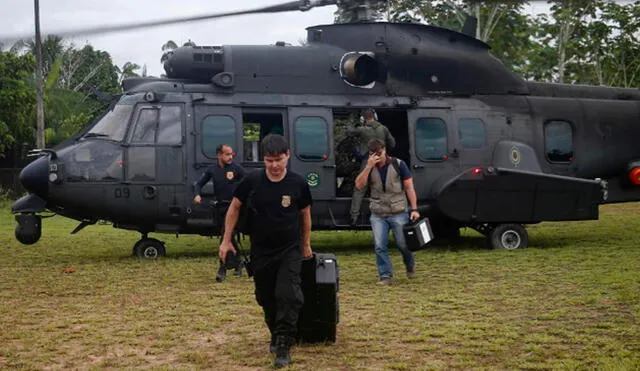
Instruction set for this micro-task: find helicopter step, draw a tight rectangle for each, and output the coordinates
[327,207,371,230]
[436,167,607,224]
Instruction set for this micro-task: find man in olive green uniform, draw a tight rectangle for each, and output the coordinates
[348,108,396,225]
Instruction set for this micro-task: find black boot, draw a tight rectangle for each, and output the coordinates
[215,263,226,282]
[273,335,293,368]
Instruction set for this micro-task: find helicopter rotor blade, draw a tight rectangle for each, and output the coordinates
[0,0,338,44]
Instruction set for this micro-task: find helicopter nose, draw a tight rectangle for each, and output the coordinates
[19,156,49,198]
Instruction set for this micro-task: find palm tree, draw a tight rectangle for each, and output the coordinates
[12,35,65,78]
[115,62,141,85]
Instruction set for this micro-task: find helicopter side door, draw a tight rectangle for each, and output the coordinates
[191,105,243,220]
[407,108,461,200]
[121,103,186,227]
[287,107,335,200]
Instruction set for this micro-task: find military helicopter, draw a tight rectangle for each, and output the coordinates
[8,0,640,258]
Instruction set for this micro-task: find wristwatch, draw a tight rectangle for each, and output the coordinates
[410,209,418,213]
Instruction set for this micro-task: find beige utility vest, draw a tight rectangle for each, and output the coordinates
[369,159,408,216]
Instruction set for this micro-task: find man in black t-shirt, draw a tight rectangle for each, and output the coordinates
[194,143,245,281]
[219,134,312,368]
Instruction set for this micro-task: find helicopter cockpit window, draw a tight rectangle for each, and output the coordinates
[545,120,573,163]
[157,106,183,145]
[64,141,123,182]
[129,105,184,145]
[202,115,236,159]
[243,113,284,162]
[85,104,133,141]
[415,118,447,161]
[127,147,155,181]
[294,117,329,161]
[458,118,487,149]
[131,109,158,144]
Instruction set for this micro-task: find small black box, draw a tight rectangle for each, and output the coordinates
[297,253,339,343]
[403,218,434,251]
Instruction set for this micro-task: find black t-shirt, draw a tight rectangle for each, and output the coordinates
[194,162,245,201]
[233,169,312,257]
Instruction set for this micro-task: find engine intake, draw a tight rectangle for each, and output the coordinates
[340,52,378,87]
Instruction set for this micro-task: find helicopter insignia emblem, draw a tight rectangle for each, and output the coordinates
[281,195,291,208]
[510,146,521,166]
[306,172,320,188]
[226,171,234,180]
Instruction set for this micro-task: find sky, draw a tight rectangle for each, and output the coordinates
[2,0,549,78]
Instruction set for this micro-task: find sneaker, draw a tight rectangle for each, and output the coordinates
[377,277,392,285]
[273,335,293,368]
[215,265,226,282]
[406,266,415,279]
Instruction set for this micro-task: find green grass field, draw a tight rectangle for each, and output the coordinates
[1,199,639,370]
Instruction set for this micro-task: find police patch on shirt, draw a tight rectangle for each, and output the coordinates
[281,195,291,208]
[226,171,234,180]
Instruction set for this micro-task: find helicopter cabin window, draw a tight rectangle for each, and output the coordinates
[129,106,183,145]
[85,104,134,141]
[202,115,236,159]
[415,117,447,161]
[294,117,329,161]
[243,112,284,162]
[545,120,573,163]
[458,118,487,149]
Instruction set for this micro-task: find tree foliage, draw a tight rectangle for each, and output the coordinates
[1,37,128,153]
[0,52,36,155]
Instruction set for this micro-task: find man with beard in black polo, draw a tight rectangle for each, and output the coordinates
[194,143,245,281]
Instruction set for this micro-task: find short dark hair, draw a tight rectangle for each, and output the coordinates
[362,108,375,119]
[215,144,230,154]
[368,138,385,152]
[261,134,289,157]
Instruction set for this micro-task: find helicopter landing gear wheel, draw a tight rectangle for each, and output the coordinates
[132,238,166,259]
[488,224,528,250]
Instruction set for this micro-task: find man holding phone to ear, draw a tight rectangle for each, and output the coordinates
[355,138,419,285]
[348,108,396,225]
